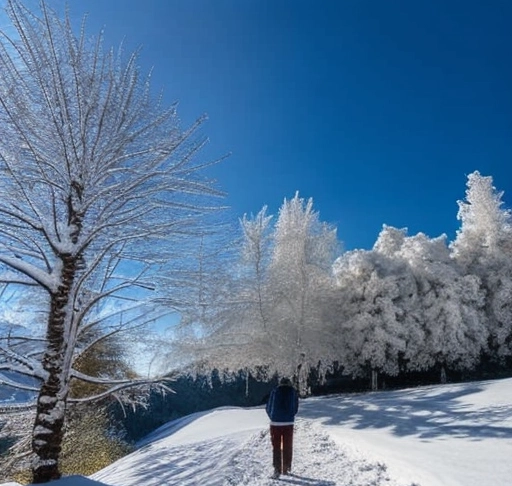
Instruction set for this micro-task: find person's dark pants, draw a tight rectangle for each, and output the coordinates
[270,424,294,474]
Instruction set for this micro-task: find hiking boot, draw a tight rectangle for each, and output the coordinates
[271,470,280,479]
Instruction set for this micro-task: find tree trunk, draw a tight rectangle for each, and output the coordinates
[371,369,378,391]
[440,365,447,384]
[296,353,309,397]
[32,254,77,483]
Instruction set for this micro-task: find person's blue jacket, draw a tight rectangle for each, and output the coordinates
[266,379,299,424]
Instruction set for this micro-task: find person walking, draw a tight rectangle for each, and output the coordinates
[265,377,299,479]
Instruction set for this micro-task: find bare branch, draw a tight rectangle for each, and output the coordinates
[68,377,171,404]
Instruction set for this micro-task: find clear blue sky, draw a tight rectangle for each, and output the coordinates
[7,0,512,250]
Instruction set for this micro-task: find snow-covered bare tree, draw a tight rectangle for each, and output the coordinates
[451,171,512,358]
[154,229,238,375]
[183,195,340,394]
[0,1,222,482]
[205,207,276,374]
[239,206,273,331]
[170,207,276,380]
[267,193,339,393]
[188,208,276,380]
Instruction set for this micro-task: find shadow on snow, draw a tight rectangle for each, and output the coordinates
[300,380,512,441]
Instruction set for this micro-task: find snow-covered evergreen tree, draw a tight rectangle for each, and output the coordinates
[451,171,512,358]
[451,171,511,267]
[401,232,487,381]
[332,232,416,389]
[333,224,488,386]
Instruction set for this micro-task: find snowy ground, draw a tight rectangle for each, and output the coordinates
[3,377,512,486]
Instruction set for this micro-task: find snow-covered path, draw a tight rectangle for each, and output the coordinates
[225,419,412,486]
[93,412,413,486]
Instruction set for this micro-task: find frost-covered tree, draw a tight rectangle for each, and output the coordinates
[332,234,417,390]
[155,230,238,375]
[268,193,339,393]
[401,232,487,382]
[451,171,511,268]
[239,206,273,331]
[332,224,487,388]
[451,171,512,358]
[188,195,340,394]
[0,1,221,482]
[197,207,276,381]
